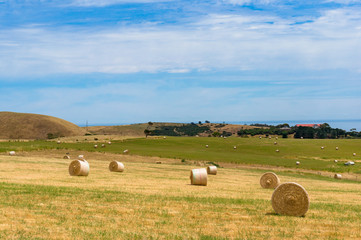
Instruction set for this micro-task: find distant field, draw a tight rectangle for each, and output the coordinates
[0,154,360,239]
[1,137,360,174]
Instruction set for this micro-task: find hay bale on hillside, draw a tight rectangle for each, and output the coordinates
[296,161,300,165]
[321,146,324,150]
[334,160,338,163]
[205,145,209,148]
[9,151,16,156]
[94,144,98,148]
[336,147,339,150]
[334,174,342,179]
[101,144,105,148]
[233,146,237,149]
[57,141,61,144]
[274,142,277,145]
[260,172,280,189]
[156,161,162,164]
[276,149,280,153]
[109,161,124,172]
[207,166,217,175]
[63,155,70,159]
[353,153,356,156]
[271,182,309,217]
[190,168,207,186]
[108,141,112,145]
[69,159,89,176]
[123,149,129,154]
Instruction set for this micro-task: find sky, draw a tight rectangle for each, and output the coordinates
[0,0,361,127]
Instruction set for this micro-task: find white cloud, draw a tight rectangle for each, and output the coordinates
[1,7,361,77]
[224,0,278,5]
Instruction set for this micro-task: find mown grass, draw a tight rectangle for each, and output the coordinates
[1,137,360,173]
[0,154,361,239]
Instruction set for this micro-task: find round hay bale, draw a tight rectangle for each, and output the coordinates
[321,146,324,150]
[94,145,98,148]
[190,168,207,186]
[296,161,300,165]
[205,145,209,148]
[276,149,280,153]
[275,137,278,140]
[109,161,124,172]
[334,160,338,163]
[353,153,356,156]
[259,136,262,139]
[269,136,272,139]
[233,146,237,149]
[101,144,105,148]
[63,155,70,159]
[156,161,162,164]
[271,182,309,217]
[108,141,112,145]
[260,172,280,189]
[335,147,339,150]
[300,137,303,139]
[123,149,129,154]
[334,174,342,179]
[57,141,61,144]
[163,136,166,139]
[274,142,277,145]
[9,151,16,156]
[69,160,89,176]
[207,166,217,175]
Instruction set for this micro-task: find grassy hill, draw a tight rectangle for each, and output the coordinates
[0,112,85,139]
[86,122,260,137]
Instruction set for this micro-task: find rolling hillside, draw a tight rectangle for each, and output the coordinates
[0,112,85,139]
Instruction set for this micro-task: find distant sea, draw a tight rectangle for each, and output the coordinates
[81,119,361,132]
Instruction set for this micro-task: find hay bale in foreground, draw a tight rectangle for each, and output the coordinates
[190,168,207,186]
[109,161,124,172]
[9,151,16,156]
[69,159,89,176]
[260,172,280,189]
[207,166,217,175]
[334,174,342,179]
[271,182,309,217]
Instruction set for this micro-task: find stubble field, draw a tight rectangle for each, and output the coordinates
[0,148,360,239]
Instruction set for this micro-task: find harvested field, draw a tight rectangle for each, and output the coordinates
[0,153,360,239]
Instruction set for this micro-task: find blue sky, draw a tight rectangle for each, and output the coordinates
[0,0,361,127]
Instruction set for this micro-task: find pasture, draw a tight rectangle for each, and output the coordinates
[1,137,360,174]
[0,153,360,239]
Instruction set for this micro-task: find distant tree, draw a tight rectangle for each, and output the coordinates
[198,121,202,125]
[144,129,151,138]
[212,131,221,137]
[205,120,210,124]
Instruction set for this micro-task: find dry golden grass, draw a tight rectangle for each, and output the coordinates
[0,153,360,239]
[0,112,85,139]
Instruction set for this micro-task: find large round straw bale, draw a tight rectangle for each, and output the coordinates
[190,168,207,186]
[260,172,280,189]
[207,166,217,175]
[63,155,70,159]
[109,161,124,172]
[334,174,342,179]
[271,182,309,217]
[9,151,16,156]
[69,160,89,176]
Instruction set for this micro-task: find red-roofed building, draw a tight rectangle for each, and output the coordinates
[295,124,321,128]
